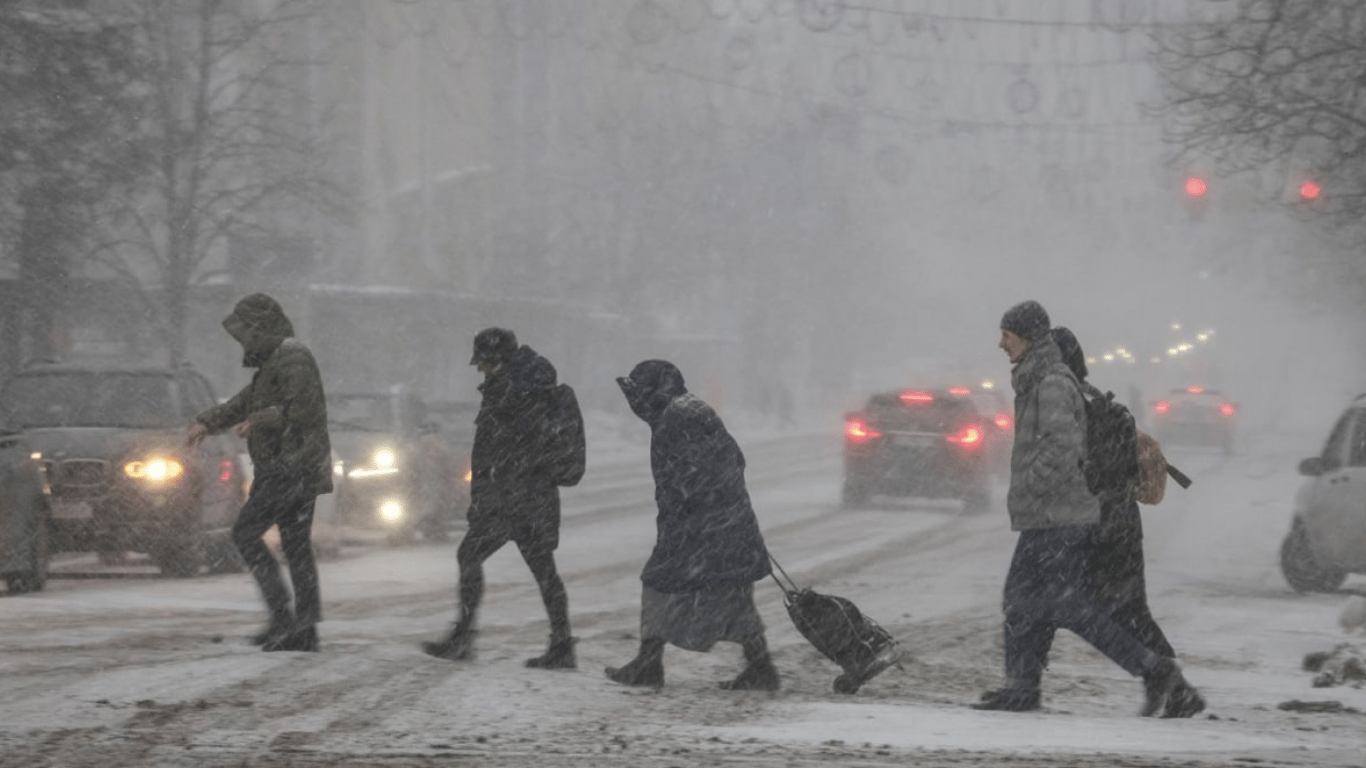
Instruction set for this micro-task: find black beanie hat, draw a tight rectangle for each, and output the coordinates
[1051,326,1088,382]
[1000,300,1051,342]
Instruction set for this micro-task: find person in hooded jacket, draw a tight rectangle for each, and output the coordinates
[187,293,332,652]
[605,359,778,691]
[975,300,1193,714]
[1040,326,1206,718]
[421,328,576,670]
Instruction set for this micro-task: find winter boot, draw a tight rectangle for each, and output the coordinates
[1162,680,1207,719]
[720,636,780,692]
[262,623,318,653]
[605,639,665,687]
[422,623,475,662]
[526,635,577,670]
[1141,657,1189,717]
[971,687,1041,712]
[250,610,294,646]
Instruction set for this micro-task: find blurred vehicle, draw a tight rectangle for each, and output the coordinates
[422,398,476,511]
[328,387,455,544]
[0,427,52,593]
[0,362,246,577]
[1149,385,1237,454]
[1281,393,1366,593]
[950,384,1013,480]
[842,387,992,514]
[247,451,346,562]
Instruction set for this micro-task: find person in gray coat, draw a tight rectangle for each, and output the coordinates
[188,293,332,652]
[974,300,1192,714]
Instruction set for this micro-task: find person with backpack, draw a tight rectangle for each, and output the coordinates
[1045,326,1205,718]
[421,327,580,669]
[975,300,1193,714]
[605,359,779,691]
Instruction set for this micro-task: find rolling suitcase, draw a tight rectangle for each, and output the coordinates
[769,556,905,694]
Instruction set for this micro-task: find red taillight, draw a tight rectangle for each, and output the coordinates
[993,413,1013,431]
[846,417,882,444]
[946,424,984,447]
[1154,401,1171,415]
[219,460,234,483]
[1219,403,1236,417]
[899,390,934,404]
[948,386,971,397]
[1186,385,1204,394]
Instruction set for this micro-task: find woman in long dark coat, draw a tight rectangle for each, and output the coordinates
[606,360,778,690]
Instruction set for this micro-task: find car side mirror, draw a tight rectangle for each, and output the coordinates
[419,420,441,436]
[1299,457,1325,477]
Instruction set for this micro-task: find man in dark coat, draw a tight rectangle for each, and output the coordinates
[422,328,576,669]
[187,293,332,652]
[976,300,1192,714]
[1044,326,1206,718]
[605,359,778,691]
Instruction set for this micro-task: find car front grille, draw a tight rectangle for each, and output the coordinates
[43,459,112,498]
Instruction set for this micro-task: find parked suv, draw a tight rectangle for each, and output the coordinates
[842,388,992,513]
[0,362,246,577]
[1282,393,1366,592]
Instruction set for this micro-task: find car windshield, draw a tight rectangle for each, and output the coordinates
[328,395,395,432]
[0,372,179,429]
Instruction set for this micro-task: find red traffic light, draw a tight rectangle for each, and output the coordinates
[1299,180,1321,201]
[1184,176,1208,198]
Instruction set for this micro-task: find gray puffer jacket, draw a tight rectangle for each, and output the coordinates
[1006,334,1099,530]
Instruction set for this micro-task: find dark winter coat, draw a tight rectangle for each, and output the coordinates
[618,360,771,594]
[197,297,332,495]
[469,345,558,497]
[1007,334,1099,530]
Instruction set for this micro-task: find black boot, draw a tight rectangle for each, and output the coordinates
[605,639,665,687]
[1141,657,1189,717]
[971,687,1041,711]
[720,636,779,692]
[1162,679,1207,718]
[526,634,577,669]
[250,610,294,646]
[422,623,475,661]
[262,623,318,652]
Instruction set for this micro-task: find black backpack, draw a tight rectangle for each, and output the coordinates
[1079,386,1140,497]
[542,383,586,487]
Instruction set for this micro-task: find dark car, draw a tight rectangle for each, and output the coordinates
[329,388,456,544]
[842,387,993,513]
[0,428,52,593]
[1281,392,1366,593]
[1150,385,1237,454]
[0,362,246,577]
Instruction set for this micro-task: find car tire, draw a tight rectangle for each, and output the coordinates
[153,508,205,578]
[1280,522,1346,593]
[5,478,50,594]
[841,479,871,508]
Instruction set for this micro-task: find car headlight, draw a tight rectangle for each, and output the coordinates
[374,448,396,468]
[379,499,403,522]
[124,457,185,482]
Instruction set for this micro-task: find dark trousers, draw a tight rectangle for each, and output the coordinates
[233,467,321,625]
[1035,507,1177,665]
[1001,526,1159,691]
[457,485,569,639]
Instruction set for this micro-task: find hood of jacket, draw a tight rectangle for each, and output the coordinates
[223,293,295,368]
[617,359,687,427]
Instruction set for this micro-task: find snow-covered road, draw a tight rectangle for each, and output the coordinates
[2,427,1365,768]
